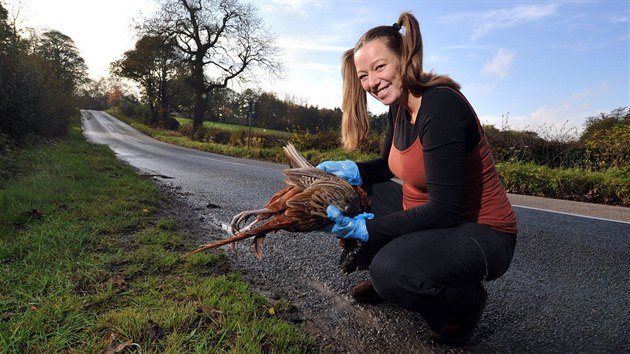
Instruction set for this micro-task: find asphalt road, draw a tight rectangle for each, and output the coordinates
[81,110,629,353]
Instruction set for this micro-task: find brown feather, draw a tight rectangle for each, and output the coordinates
[184,143,370,273]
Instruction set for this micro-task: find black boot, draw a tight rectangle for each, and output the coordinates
[351,280,384,304]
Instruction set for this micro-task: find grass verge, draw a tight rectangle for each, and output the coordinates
[0,120,314,352]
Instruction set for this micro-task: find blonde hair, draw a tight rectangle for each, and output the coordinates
[340,11,460,151]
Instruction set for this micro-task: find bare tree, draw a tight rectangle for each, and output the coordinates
[141,0,283,134]
[3,0,28,50]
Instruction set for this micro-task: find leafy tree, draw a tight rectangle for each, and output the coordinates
[141,0,283,134]
[207,86,240,123]
[370,111,388,133]
[77,77,112,110]
[580,107,629,168]
[254,92,287,130]
[0,3,10,52]
[0,4,86,141]
[580,106,629,143]
[111,35,184,128]
[35,30,88,94]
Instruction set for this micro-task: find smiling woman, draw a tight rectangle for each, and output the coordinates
[354,39,403,106]
[317,11,518,344]
[339,13,460,151]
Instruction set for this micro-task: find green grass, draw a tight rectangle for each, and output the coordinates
[0,119,314,353]
[175,116,294,139]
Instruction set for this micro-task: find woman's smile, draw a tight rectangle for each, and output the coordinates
[374,84,390,99]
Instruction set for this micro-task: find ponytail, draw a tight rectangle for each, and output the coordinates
[395,12,460,95]
[341,49,369,151]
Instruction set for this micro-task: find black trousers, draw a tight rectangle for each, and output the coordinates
[359,181,517,329]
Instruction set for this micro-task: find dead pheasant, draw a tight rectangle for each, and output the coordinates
[185,143,370,273]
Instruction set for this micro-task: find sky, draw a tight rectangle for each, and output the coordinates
[10,0,630,135]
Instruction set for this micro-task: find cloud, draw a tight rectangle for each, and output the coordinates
[482,49,515,78]
[443,4,559,40]
[608,15,629,24]
[465,82,497,95]
[474,4,558,39]
[292,62,338,73]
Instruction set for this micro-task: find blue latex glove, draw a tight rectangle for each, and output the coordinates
[316,160,362,186]
[326,205,374,242]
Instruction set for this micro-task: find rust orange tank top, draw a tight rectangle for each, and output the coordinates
[388,93,517,235]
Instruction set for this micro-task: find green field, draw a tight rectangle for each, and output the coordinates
[175,116,294,138]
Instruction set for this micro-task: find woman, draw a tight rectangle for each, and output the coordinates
[319,12,518,344]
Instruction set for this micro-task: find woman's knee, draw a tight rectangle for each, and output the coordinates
[484,233,517,280]
[368,249,401,298]
[368,246,426,300]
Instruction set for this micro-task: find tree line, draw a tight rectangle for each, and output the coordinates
[0,1,87,142]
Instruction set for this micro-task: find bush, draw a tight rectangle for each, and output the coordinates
[288,127,336,151]
[360,132,385,155]
[0,56,66,139]
[582,123,629,169]
[486,124,628,171]
[497,162,629,206]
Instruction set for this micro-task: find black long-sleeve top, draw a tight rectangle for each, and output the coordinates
[357,87,484,243]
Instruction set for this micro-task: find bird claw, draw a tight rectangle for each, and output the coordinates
[339,239,361,274]
[229,208,272,234]
[252,237,265,260]
[229,211,251,233]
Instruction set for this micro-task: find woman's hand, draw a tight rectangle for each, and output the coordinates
[325,205,373,242]
[316,160,363,186]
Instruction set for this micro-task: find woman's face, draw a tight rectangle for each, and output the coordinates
[354,38,403,106]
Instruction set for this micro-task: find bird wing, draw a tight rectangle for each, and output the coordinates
[285,179,362,219]
[283,167,345,189]
[282,143,314,169]
[187,144,368,261]
[264,184,301,212]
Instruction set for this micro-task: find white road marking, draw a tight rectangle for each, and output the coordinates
[513,204,630,225]
[185,153,280,172]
